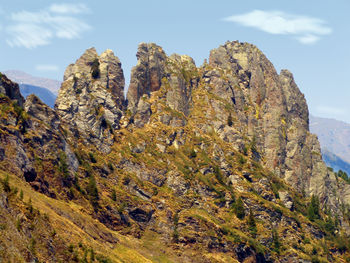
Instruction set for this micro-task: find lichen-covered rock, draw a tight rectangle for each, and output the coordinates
[207,41,287,177]
[201,42,336,203]
[127,43,167,113]
[126,43,198,127]
[24,94,60,129]
[55,48,125,153]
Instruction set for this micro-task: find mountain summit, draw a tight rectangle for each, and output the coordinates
[1,41,350,262]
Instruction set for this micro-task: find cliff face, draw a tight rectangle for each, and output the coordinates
[0,90,78,199]
[55,48,125,153]
[1,41,350,262]
[125,41,342,208]
[126,43,198,127]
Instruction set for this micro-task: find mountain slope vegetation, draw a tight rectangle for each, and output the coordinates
[1,42,350,262]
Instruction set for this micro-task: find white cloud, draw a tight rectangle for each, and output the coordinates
[297,35,320,45]
[6,24,52,49]
[35,64,59,72]
[223,10,332,44]
[5,3,91,49]
[316,106,346,116]
[49,3,90,14]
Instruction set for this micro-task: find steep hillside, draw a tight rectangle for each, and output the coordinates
[1,42,350,262]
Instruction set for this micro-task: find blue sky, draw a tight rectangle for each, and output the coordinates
[1,0,349,123]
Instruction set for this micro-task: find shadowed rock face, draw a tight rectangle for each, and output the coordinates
[0,73,24,107]
[55,48,125,153]
[126,43,167,113]
[126,43,198,127]
[203,42,322,194]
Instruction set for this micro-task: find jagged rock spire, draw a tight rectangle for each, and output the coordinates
[126,43,198,127]
[126,43,167,113]
[55,47,125,153]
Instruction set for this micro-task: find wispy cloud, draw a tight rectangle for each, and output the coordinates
[35,64,59,72]
[49,3,90,14]
[223,10,332,44]
[5,3,91,49]
[316,106,346,116]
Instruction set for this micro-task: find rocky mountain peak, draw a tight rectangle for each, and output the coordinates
[279,69,309,130]
[63,47,98,81]
[55,47,125,153]
[3,41,350,262]
[127,43,167,113]
[24,94,60,129]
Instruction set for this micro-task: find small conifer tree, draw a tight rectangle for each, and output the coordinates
[234,197,245,220]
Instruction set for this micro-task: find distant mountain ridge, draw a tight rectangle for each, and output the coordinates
[19,84,56,108]
[322,148,350,175]
[4,70,61,95]
[310,115,350,164]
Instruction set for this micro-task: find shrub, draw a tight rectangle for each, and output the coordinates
[337,170,350,183]
[307,195,320,221]
[90,248,95,261]
[324,216,336,234]
[29,237,36,255]
[89,152,97,163]
[86,175,99,209]
[59,152,70,186]
[91,58,100,79]
[247,209,257,237]
[16,219,21,231]
[74,174,82,193]
[311,256,320,263]
[189,149,197,158]
[111,189,117,201]
[1,174,10,192]
[96,255,113,263]
[239,155,246,165]
[233,197,245,220]
[272,228,280,253]
[173,212,180,242]
[213,166,224,185]
[271,182,280,199]
[108,162,114,171]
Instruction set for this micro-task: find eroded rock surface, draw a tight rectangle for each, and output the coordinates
[55,48,125,153]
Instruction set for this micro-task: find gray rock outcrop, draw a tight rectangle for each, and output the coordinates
[55,48,125,153]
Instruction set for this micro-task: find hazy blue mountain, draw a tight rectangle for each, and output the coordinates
[19,84,56,108]
[322,148,350,175]
[3,70,61,95]
[310,115,350,175]
[310,115,350,163]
